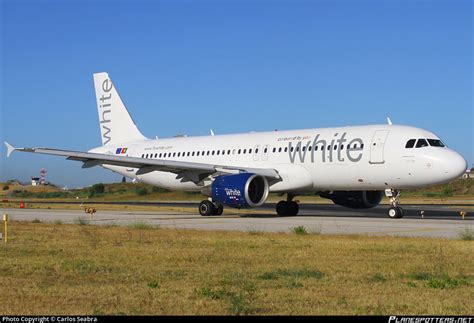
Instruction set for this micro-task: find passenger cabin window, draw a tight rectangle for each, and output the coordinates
[416,139,429,148]
[428,139,445,147]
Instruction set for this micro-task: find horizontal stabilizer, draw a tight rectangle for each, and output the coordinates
[4,142,17,158]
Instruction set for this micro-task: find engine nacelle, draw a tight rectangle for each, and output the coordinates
[319,190,383,209]
[211,173,269,208]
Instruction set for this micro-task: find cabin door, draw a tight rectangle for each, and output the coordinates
[369,130,390,164]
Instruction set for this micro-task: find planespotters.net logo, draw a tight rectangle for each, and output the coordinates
[389,317,473,323]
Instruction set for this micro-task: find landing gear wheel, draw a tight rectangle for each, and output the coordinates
[385,189,404,219]
[276,201,289,216]
[288,201,299,216]
[276,200,299,216]
[213,204,224,216]
[199,200,214,216]
[388,206,403,219]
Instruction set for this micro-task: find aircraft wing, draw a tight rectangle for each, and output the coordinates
[4,142,281,184]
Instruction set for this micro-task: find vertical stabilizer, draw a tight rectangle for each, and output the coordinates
[93,72,147,146]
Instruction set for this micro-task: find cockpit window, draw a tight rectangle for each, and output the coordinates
[428,139,445,147]
[416,139,429,148]
[405,139,416,148]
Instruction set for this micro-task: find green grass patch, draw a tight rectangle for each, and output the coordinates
[459,227,474,241]
[370,273,387,282]
[258,269,324,280]
[147,280,160,289]
[406,272,469,289]
[291,226,308,235]
[128,220,157,230]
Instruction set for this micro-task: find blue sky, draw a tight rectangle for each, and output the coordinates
[1,0,472,188]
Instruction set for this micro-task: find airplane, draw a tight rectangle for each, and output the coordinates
[4,72,468,218]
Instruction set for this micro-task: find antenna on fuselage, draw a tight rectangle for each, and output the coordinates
[387,117,393,125]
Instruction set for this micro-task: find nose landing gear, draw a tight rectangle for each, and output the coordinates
[385,189,404,218]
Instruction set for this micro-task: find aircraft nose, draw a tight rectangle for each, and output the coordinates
[439,150,468,180]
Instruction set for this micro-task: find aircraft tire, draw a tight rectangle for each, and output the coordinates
[213,204,224,216]
[199,200,214,216]
[288,201,299,216]
[276,201,289,216]
[388,207,403,219]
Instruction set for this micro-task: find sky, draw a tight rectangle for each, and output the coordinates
[0,0,472,188]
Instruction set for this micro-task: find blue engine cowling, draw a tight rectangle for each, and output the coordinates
[211,173,269,208]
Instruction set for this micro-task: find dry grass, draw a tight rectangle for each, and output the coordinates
[0,222,472,315]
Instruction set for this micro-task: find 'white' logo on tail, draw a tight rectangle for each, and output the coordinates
[99,79,113,145]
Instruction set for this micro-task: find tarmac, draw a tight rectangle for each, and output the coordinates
[2,203,473,239]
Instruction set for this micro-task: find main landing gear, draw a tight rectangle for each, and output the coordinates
[199,200,224,216]
[385,189,404,219]
[276,193,299,216]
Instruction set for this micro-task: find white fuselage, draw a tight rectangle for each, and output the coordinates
[91,124,467,193]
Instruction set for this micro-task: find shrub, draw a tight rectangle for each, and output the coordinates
[151,186,170,193]
[135,187,149,196]
[89,183,105,197]
[2,185,9,191]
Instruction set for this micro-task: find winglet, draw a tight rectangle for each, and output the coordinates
[387,117,393,125]
[4,141,16,158]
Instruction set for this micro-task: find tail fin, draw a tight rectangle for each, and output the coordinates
[93,72,147,146]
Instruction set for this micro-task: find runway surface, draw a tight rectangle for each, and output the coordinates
[2,203,473,239]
